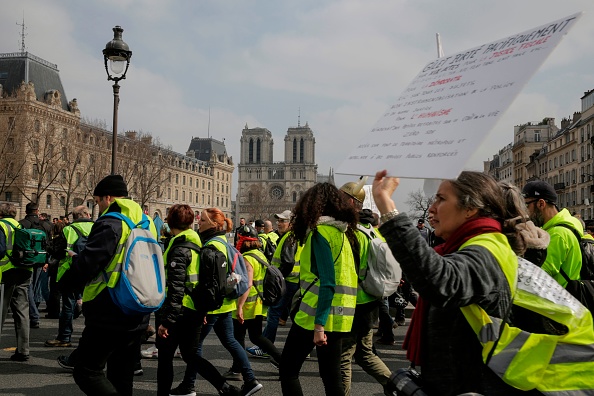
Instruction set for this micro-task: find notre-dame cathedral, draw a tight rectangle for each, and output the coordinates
[236,122,331,221]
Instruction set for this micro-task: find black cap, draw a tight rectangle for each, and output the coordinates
[255,220,265,227]
[93,175,128,197]
[522,180,557,204]
[418,219,425,224]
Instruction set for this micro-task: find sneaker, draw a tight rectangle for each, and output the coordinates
[30,321,40,329]
[376,338,396,346]
[396,319,406,326]
[223,370,242,381]
[10,352,29,362]
[169,384,196,396]
[241,379,263,396]
[57,355,74,370]
[245,346,269,359]
[141,346,158,359]
[141,325,156,343]
[270,359,280,371]
[134,362,143,376]
[44,339,72,347]
[219,382,241,396]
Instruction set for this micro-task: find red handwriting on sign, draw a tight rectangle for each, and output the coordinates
[428,76,462,87]
[491,47,515,58]
[518,35,550,50]
[413,109,453,119]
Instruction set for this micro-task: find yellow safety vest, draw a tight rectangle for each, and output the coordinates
[0,218,23,280]
[82,198,157,302]
[56,221,94,282]
[204,235,237,315]
[294,224,358,332]
[460,233,594,393]
[163,229,203,311]
[354,224,378,304]
[234,249,268,320]
[271,231,303,284]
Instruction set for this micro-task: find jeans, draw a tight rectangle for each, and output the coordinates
[57,291,76,342]
[280,323,345,396]
[28,266,42,324]
[263,281,299,343]
[182,311,255,386]
[73,323,143,396]
[231,316,282,370]
[156,308,225,396]
[1,268,31,355]
[341,328,391,395]
[377,298,395,342]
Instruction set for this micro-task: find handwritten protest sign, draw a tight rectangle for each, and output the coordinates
[337,13,582,179]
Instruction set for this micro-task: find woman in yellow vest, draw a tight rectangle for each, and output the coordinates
[231,224,282,369]
[280,183,359,396]
[175,207,262,396]
[156,204,240,396]
[372,170,543,396]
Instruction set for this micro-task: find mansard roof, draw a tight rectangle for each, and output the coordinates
[0,52,69,110]
[187,137,228,162]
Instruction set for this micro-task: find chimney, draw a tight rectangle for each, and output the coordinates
[125,131,137,140]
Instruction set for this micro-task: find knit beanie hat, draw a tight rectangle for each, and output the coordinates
[93,175,128,197]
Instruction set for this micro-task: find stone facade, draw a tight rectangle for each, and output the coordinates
[236,122,319,221]
[0,52,234,225]
[484,89,594,220]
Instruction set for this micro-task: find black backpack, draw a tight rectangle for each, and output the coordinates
[554,224,594,280]
[244,252,286,306]
[70,226,89,255]
[179,242,228,312]
[261,235,277,263]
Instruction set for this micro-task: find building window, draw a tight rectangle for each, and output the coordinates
[60,196,65,207]
[183,176,186,185]
[168,188,171,199]
[5,192,12,202]
[249,139,254,163]
[300,138,304,163]
[46,194,52,209]
[293,138,297,163]
[176,174,179,184]
[256,139,261,163]
[175,190,179,200]
[534,130,541,142]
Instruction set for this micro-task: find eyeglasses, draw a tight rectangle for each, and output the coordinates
[525,199,539,206]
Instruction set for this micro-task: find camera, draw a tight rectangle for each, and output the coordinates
[385,368,428,396]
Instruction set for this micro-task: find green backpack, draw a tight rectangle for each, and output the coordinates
[0,220,47,267]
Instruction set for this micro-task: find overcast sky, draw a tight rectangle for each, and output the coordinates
[2,0,593,213]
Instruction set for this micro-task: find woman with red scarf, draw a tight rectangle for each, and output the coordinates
[372,170,542,396]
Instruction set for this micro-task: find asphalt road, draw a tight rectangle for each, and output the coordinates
[0,306,411,396]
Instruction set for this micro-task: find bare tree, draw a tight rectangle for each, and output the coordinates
[53,140,93,217]
[127,133,170,208]
[0,109,28,197]
[405,188,434,221]
[242,183,278,221]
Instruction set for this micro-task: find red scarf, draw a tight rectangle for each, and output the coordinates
[402,217,502,366]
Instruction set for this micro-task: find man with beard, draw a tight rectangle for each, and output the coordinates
[522,180,583,287]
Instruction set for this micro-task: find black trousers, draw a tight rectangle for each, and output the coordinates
[156,308,225,396]
[232,316,282,367]
[73,323,143,396]
[280,323,345,396]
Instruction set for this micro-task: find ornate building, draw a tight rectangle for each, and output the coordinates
[0,51,234,223]
[236,122,321,221]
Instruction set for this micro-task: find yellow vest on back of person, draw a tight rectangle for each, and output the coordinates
[459,233,594,393]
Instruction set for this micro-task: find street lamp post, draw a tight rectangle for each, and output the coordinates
[103,26,132,175]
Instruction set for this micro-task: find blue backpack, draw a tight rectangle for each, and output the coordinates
[211,236,249,299]
[103,212,166,315]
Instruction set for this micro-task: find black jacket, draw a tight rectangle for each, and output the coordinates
[380,213,540,396]
[158,236,194,329]
[19,214,52,236]
[62,201,149,331]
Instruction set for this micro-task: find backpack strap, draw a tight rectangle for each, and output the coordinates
[175,241,201,252]
[210,236,238,272]
[0,219,16,230]
[243,252,270,301]
[70,225,83,239]
[103,212,150,230]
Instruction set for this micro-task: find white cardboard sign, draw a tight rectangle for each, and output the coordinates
[337,13,582,180]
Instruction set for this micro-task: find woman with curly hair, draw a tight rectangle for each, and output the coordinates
[280,182,359,396]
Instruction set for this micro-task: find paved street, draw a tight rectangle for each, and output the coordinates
[0,306,411,395]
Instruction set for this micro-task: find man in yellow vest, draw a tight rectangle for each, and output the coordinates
[522,180,583,287]
[0,203,31,362]
[44,205,93,348]
[59,175,156,396]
